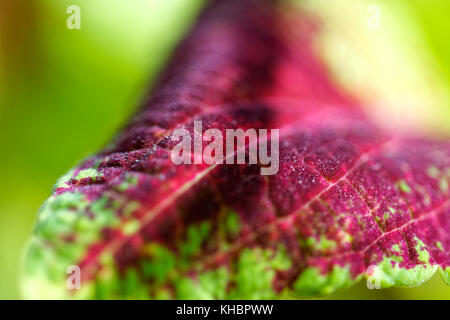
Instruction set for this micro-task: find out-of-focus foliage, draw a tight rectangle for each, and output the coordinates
[0,0,448,299]
[302,0,450,135]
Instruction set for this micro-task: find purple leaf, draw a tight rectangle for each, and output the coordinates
[23,0,449,299]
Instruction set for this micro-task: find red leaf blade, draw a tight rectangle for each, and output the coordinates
[23,0,450,299]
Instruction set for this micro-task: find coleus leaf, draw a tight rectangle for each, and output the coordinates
[23,0,450,299]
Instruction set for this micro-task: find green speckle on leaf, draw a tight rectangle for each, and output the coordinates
[440,267,450,285]
[383,207,396,220]
[116,174,139,191]
[368,253,437,288]
[120,268,150,299]
[154,288,172,300]
[229,246,290,299]
[74,168,102,181]
[197,268,229,299]
[180,222,211,258]
[175,276,213,300]
[397,180,412,193]
[22,191,125,299]
[414,238,430,263]
[225,211,241,236]
[293,265,357,296]
[52,169,76,190]
[122,220,140,235]
[306,235,337,252]
[141,244,176,284]
[122,201,139,217]
[338,230,353,244]
[174,267,230,299]
[94,268,119,299]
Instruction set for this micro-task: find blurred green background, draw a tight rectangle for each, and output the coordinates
[0,0,449,299]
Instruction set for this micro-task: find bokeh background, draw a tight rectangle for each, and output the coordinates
[0,0,449,299]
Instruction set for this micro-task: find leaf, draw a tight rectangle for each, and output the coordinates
[22,0,450,299]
